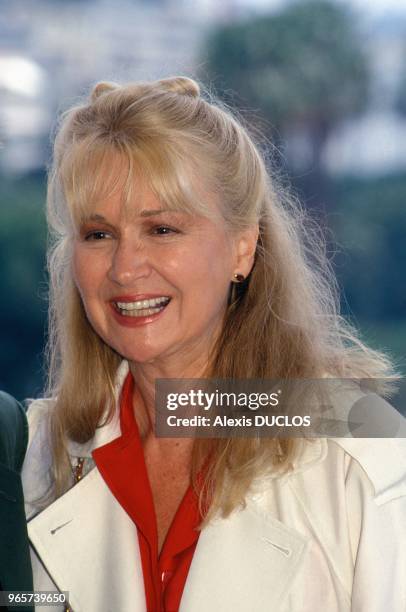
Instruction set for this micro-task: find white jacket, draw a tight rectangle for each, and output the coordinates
[22,362,406,612]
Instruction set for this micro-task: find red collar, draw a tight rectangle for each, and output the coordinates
[92,372,201,611]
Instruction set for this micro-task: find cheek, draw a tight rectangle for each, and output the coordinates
[72,250,88,297]
[199,239,234,281]
[71,249,103,301]
[170,240,233,307]
[163,241,232,288]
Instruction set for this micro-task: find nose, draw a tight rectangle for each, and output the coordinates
[108,238,152,287]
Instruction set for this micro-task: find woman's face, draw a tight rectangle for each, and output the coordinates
[72,179,253,368]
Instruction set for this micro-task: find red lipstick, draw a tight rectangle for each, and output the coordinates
[109,294,171,328]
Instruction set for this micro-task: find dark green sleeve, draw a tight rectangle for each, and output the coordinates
[0,392,33,611]
[0,391,28,473]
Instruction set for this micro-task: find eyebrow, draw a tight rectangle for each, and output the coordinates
[87,208,179,222]
[139,208,178,217]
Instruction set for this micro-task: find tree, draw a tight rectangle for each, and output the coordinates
[0,173,47,399]
[204,0,370,205]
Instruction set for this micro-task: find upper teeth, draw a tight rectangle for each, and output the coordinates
[116,297,170,310]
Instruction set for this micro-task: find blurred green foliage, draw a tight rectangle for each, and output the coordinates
[358,320,406,372]
[206,0,368,124]
[331,174,406,373]
[204,0,368,175]
[0,174,47,399]
[332,174,406,322]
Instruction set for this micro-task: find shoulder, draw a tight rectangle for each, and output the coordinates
[286,438,406,606]
[25,397,55,439]
[285,436,406,543]
[328,438,406,606]
[23,398,56,466]
[291,436,406,505]
[302,379,406,505]
[274,435,406,518]
[21,399,56,515]
[23,396,56,459]
[0,390,28,471]
[329,437,406,505]
[0,390,27,430]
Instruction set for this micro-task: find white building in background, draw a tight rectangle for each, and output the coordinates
[0,0,232,174]
[0,56,53,174]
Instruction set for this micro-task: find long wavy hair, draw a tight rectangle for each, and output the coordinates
[46,76,395,521]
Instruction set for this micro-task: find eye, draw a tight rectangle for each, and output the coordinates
[151,225,179,236]
[84,230,112,241]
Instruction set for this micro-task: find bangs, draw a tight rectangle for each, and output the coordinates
[59,135,219,230]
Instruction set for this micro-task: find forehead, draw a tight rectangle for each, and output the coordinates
[65,147,221,227]
[85,182,184,222]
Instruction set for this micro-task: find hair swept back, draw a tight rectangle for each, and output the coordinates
[45,75,396,522]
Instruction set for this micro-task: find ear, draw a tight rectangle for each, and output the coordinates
[233,224,259,279]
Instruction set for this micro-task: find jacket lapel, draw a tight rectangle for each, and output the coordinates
[27,467,146,612]
[180,499,309,611]
[180,440,324,611]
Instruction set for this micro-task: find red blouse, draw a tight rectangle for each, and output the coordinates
[92,373,201,611]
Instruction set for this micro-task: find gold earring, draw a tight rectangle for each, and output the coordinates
[229,273,245,306]
[233,273,245,282]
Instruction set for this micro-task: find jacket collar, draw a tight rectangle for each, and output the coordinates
[27,467,146,612]
[180,498,308,611]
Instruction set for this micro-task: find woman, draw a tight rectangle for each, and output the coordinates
[22,77,406,612]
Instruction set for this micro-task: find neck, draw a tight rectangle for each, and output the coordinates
[129,349,212,440]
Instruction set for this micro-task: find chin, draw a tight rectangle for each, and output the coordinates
[116,346,167,366]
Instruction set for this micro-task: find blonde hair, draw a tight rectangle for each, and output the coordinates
[46,76,396,520]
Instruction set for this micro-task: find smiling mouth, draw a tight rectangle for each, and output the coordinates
[113,296,171,317]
